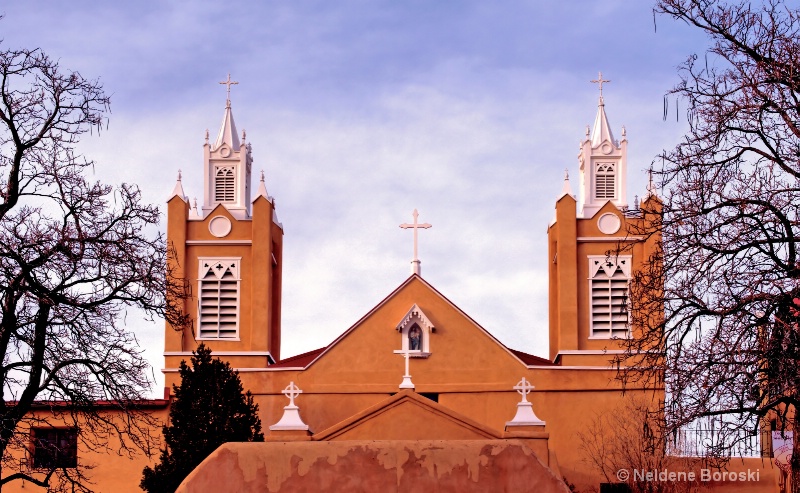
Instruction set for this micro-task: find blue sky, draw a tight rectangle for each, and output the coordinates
[1,1,707,391]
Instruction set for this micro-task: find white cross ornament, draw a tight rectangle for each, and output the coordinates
[269,381,309,431]
[394,348,415,390]
[590,71,610,98]
[219,73,239,105]
[505,376,546,428]
[513,377,535,403]
[399,209,432,276]
[282,381,302,407]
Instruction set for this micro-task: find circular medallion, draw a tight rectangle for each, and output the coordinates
[597,213,621,235]
[219,145,231,158]
[601,142,613,155]
[208,216,232,238]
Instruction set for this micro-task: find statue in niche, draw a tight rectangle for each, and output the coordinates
[408,325,422,351]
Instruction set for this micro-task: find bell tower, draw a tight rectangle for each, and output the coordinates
[577,72,628,218]
[547,74,660,364]
[164,77,284,381]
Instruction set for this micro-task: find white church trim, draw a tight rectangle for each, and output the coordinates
[396,304,435,356]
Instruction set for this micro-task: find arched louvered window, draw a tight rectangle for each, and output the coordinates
[197,258,240,339]
[595,163,616,200]
[214,166,235,202]
[589,256,630,339]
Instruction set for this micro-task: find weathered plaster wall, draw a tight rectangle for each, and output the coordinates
[176,440,571,493]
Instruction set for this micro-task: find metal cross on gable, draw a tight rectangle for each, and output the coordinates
[219,73,239,104]
[282,381,302,407]
[399,209,432,276]
[513,377,535,403]
[590,71,610,98]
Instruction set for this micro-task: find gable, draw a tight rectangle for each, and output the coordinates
[313,390,501,441]
[299,275,538,386]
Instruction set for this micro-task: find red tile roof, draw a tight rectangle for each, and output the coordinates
[506,348,554,366]
[270,347,327,368]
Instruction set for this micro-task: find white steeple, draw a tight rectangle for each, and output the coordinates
[559,169,573,198]
[577,72,628,218]
[590,97,615,148]
[253,170,271,203]
[169,170,188,202]
[214,99,240,150]
[201,75,253,220]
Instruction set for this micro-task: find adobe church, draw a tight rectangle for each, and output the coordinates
[158,77,654,491]
[5,80,782,492]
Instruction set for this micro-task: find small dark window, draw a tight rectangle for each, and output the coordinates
[32,428,77,469]
[420,393,439,403]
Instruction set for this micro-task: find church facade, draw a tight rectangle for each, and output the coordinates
[4,86,782,492]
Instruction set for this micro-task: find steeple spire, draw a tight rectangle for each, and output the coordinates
[561,169,573,197]
[169,169,187,202]
[254,170,270,201]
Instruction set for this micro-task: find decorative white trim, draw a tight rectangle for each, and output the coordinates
[186,240,252,245]
[163,351,273,357]
[197,257,241,340]
[588,334,631,340]
[163,366,635,374]
[588,255,631,339]
[506,377,546,427]
[169,170,188,202]
[577,236,643,242]
[208,215,232,238]
[394,350,416,389]
[396,304,435,333]
[527,365,633,370]
[555,350,630,355]
[269,382,309,431]
[597,212,621,235]
[396,304,435,353]
[594,162,617,201]
[588,255,631,278]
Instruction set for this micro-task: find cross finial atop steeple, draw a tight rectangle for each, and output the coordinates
[219,73,239,108]
[590,71,611,102]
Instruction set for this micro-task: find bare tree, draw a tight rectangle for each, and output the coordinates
[579,396,703,493]
[0,46,187,491]
[619,0,800,491]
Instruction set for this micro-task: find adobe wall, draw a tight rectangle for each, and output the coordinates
[175,440,572,493]
[2,407,169,493]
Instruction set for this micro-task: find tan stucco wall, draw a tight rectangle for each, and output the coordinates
[175,440,571,493]
[2,407,169,493]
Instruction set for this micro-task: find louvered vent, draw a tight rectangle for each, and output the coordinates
[198,260,239,339]
[595,163,616,200]
[215,166,235,202]
[591,264,629,338]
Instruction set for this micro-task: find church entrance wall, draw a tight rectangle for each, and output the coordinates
[176,440,571,493]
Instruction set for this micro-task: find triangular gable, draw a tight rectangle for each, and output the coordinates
[198,202,238,221]
[312,389,501,441]
[276,274,548,370]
